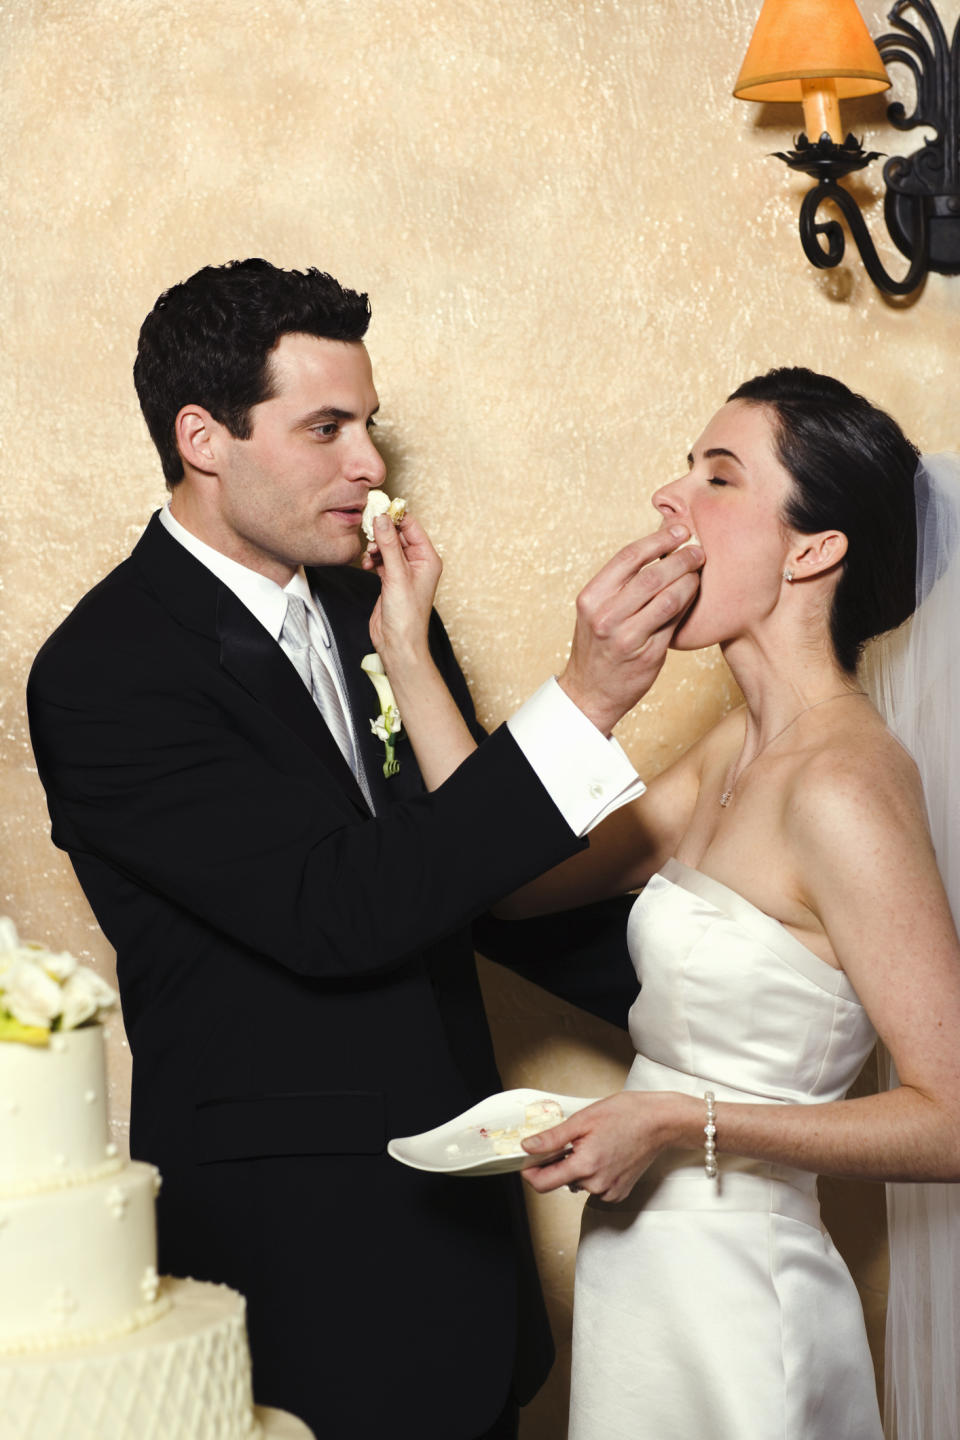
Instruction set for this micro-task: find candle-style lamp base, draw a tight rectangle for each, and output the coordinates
[735,0,960,298]
[774,132,880,181]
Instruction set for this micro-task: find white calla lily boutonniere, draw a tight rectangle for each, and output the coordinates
[361,653,403,778]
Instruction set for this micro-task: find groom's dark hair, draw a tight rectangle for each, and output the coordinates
[133,258,371,487]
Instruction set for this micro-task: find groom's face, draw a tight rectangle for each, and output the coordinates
[206,333,386,584]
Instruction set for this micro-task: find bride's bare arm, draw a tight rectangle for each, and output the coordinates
[493,731,708,917]
[522,741,960,1200]
[496,706,749,917]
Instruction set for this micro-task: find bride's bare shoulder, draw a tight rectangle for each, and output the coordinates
[788,705,928,846]
[785,704,951,981]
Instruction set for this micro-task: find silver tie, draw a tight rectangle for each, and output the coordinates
[280,594,362,782]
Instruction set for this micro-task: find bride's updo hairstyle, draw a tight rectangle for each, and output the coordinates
[728,367,919,674]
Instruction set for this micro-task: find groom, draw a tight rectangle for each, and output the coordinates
[27,259,701,1440]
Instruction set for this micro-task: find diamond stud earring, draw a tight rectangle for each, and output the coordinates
[783,567,794,582]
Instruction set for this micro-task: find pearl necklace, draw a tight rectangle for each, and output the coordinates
[718,691,867,808]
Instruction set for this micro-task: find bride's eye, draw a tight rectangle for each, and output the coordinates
[707,477,728,487]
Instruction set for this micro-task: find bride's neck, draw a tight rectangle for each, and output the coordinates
[722,636,860,759]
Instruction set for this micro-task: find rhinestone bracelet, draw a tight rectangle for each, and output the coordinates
[703,1090,718,1179]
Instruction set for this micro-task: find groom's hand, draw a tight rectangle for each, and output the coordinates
[366,512,443,665]
[558,526,703,735]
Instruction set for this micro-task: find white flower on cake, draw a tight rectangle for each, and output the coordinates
[1,959,64,1031]
[0,919,117,1047]
[361,653,403,778]
[59,965,117,1030]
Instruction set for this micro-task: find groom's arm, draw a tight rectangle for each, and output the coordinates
[472,895,638,1030]
[27,581,632,982]
[433,612,640,1031]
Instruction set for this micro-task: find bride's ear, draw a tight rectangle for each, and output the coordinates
[788,530,848,581]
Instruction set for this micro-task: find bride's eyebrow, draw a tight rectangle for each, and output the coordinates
[687,447,744,467]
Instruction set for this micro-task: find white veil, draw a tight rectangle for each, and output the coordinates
[860,453,960,1440]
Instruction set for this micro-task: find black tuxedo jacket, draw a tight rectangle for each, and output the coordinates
[28,515,634,1439]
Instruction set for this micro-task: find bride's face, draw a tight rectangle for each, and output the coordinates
[653,399,797,652]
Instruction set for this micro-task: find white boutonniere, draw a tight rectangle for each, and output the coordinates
[361,653,403,778]
[0,918,117,1046]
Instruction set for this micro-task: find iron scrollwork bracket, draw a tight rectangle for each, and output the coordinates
[773,0,960,295]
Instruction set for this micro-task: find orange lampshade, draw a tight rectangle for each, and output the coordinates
[734,0,890,104]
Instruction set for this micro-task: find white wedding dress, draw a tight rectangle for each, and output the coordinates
[570,859,884,1440]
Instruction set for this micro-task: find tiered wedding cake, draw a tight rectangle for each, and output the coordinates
[0,921,312,1440]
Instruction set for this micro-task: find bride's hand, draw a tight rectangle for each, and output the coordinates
[364,512,443,668]
[520,1091,696,1203]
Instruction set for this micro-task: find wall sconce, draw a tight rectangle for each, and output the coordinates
[734,0,960,297]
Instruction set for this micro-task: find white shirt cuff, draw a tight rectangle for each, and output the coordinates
[506,677,646,837]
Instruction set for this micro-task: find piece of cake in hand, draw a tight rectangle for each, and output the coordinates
[361,490,407,544]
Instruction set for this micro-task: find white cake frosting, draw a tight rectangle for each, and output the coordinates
[0,1160,168,1354]
[0,1277,312,1440]
[0,1024,122,1195]
[0,1026,167,1356]
[0,1014,313,1439]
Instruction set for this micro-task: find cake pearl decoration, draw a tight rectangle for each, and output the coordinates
[106,1186,128,1219]
[50,1035,66,1053]
[84,1089,97,1103]
[105,1142,118,1158]
[140,1266,160,1304]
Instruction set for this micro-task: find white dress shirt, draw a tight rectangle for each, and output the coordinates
[157,506,645,835]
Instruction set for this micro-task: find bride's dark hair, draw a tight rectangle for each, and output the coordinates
[728,367,919,674]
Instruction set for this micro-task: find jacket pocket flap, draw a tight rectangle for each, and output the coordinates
[194,1091,385,1163]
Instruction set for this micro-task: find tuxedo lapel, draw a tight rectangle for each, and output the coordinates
[132,515,370,817]
[216,588,371,814]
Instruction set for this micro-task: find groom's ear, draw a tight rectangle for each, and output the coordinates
[175,405,220,477]
[789,530,848,580]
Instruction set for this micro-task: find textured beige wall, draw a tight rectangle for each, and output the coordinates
[2,0,958,1433]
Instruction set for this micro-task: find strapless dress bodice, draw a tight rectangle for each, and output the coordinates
[625,857,876,1109]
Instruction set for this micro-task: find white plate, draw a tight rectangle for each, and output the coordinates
[387,1087,595,1176]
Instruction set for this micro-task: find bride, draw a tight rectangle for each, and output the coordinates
[367,367,960,1439]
